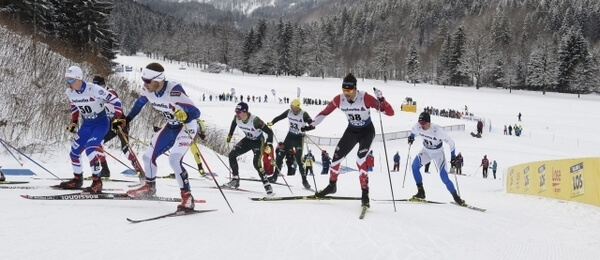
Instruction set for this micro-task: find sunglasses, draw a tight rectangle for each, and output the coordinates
[141,73,162,84]
[66,78,76,85]
[235,109,243,114]
[342,88,355,94]
[419,121,428,125]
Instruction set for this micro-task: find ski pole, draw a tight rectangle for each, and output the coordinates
[117,126,147,180]
[0,138,24,166]
[180,121,234,213]
[373,87,396,212]
[402,144,412,188]
[0,138,60,180]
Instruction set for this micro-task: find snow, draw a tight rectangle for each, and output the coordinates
[2,54,600,259]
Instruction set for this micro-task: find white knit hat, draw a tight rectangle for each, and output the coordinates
[65,66,83,79]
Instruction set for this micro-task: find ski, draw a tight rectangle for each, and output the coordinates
[373,198,445,204]
[32,177,135,183]
[20,192,207,203]
[210,186,261,193]
[157,174,211,180]
[237,177,290,187]
[451,202,487,212]
[1,185,123,191]
[0,181,30,185]
[126,209,217,223]
[249,195,362,201]
[359,206,368,219]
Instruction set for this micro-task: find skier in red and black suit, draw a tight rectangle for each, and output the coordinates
[303,73,394,207]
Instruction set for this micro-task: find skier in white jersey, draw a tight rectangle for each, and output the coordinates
[408,111,466,205]
[305,73,395,207]
[222,102,276,195]
[125,62,201,213]
[266,98,313,189]
[58,66,122,193]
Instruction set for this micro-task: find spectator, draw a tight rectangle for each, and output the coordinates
[285,147,297,176]
[508,125,513,135]
[481,155,489,178]
[518,112,522,121]
[454,153,464,175]
[503,125,507,135]
[477,120,483,135]
[321,150,331,175]
[366,151,375,172]
[392,152,400,172]
[303,150,315,176]
[491,160,498,179]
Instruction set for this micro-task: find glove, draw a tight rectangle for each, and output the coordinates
[197,119,206,133]
[267,122,273,127]
[111,118,126,130]
[408,135,415,145]
[173,109,188,123]
[300,125,315,132]
[374,88,385,102]
[225,135,232,143]
[450,158,457,167]
[66,122,77,133]
[198,132,206,140]
[264,143,273,154]
[152,126,161,132]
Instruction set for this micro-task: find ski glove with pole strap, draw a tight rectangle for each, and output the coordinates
[66,122,78,133]
[174,109,188,123]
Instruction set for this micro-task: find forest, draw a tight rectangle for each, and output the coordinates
[2,0,599,94]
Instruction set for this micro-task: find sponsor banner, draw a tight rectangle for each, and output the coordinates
[506,157,600,207]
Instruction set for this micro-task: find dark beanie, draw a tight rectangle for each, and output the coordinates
[342,73,357,89]
[92,75,105,86]
[418,112,431,123]
[236,102,249,112]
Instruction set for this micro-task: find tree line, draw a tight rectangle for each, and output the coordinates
[2,0,599,95]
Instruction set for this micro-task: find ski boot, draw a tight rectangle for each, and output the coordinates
[127,181,156,198]
[222,176,240,189]
[452,192,466,206]
[264,183,274,195]
[100,161,110,178]
[302,179,311,190]
[315,181,337,197]
[58,173,83,189]
[410,183,426,201]
[361,188,370,208]
[177,189,195,213]
[82,175,103,193]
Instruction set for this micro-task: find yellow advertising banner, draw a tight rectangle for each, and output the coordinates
[506,158,600,207]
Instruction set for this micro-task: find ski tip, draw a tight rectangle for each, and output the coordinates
[19,194,27,199]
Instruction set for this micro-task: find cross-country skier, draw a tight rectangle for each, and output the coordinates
[407,111,466,205]
[222,102,275,195]
[266,98,313,189]
[304,73,394,208]
[125,62,201,213]
[59,66,121,193]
